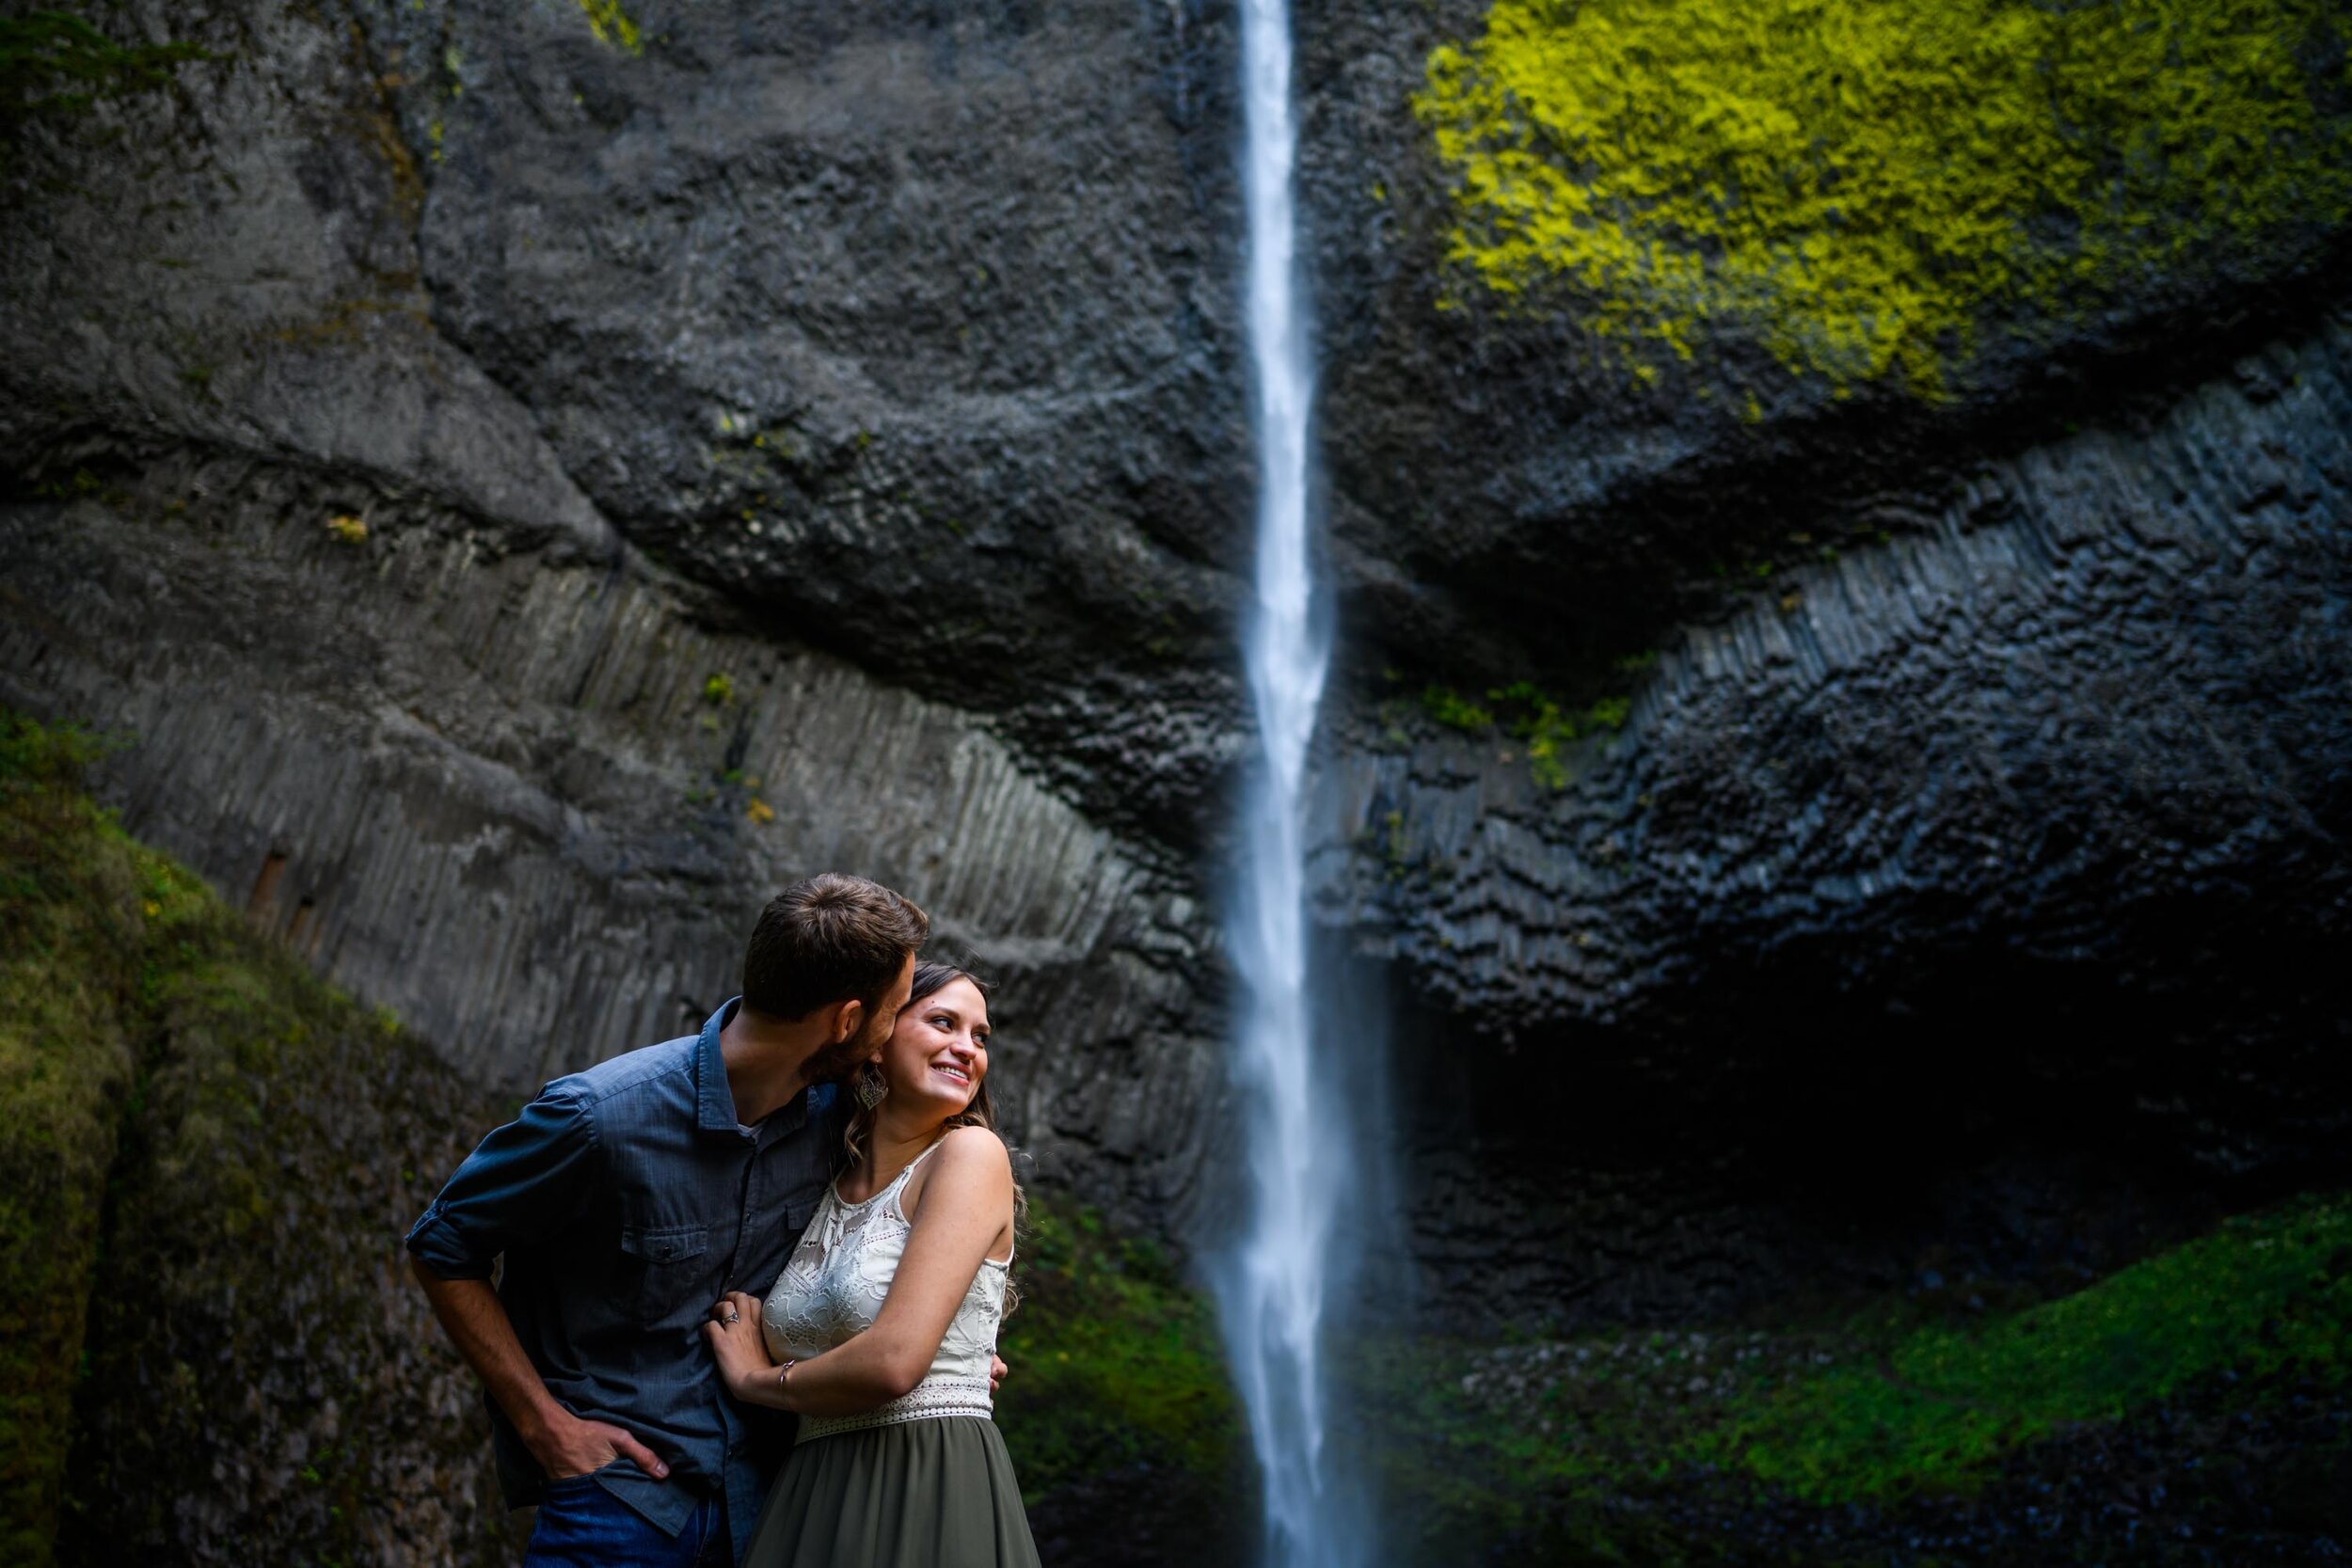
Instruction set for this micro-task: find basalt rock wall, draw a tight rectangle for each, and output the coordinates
[0,471,1228,1241]
[4,0,2351,1343]
[1320,312,2352,1326]
[1,0,1244,1243]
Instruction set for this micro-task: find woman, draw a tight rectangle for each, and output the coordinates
[703,962,1041,1568]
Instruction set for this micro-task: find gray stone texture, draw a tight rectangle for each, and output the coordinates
[4,0,2349,1340]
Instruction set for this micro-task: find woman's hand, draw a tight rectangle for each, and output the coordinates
[703,1291,774,1402]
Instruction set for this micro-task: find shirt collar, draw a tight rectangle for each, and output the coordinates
[697,996,818,1140]
[696,998,744,1133]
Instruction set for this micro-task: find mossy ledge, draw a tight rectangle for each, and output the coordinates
[1357,1194,2352,1563]
[1417,0,2352,395]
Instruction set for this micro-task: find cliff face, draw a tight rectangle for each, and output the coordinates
[1325,315,2352,1323]
[0,473,1228,1242]
[5,0,2350,1358]
[2,0,1244,1247]
[8,1,2352,1564]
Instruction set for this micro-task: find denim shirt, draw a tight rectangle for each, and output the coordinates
[405,1000,844,1563]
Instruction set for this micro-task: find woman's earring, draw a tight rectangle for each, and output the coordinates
[854,1063,889,1110]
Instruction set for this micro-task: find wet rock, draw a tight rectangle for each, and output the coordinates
[3,0,2349,1386]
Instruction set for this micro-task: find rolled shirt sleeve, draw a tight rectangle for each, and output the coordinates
[405,1084,600,1279]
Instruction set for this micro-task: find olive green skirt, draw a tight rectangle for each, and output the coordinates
[743,1417,1041,1568]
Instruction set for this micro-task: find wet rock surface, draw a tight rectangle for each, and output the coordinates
[5,2,2352,1562]
[1324,313,2352,1324]
[5,0,2342,1306]
[0,469,1227,1246]
[2,0,1237,1251]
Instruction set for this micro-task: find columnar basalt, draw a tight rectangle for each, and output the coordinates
[5,4,2352,1561]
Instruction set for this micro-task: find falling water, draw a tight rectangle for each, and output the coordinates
[1216,0,1353,1560]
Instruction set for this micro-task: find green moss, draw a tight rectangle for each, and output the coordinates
[995,1200,1242,1504]
[1359,1192,2352,1558]
[0,711,511,1563]
[1419,684,1494,732]
[1419,681,1632,788]
[574,0,643,55]
[0,10,217,137]
[1417,0,2352,394]
[0,718,235,1564]
[0,719,139,1567]
[1704,1193,2352,1501]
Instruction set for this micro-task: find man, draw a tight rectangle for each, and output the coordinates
[408,873,966,1566]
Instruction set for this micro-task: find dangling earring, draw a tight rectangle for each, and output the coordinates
[854,1062,889,1109]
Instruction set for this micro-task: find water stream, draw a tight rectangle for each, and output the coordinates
[1215,0,1356,1561]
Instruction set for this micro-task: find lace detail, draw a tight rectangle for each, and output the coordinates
[796,1376,995,1441]
[761,1138,1012,1443]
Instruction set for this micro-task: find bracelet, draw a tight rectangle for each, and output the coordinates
[774,1358,797,1397]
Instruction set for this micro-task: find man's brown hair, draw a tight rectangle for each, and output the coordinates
[741,874,930,1021]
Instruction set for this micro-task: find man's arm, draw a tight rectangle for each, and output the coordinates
[411,1262,667,1481]
[405,1088,665,1481]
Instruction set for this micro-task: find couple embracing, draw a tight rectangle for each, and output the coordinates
[405,874,1041,1567]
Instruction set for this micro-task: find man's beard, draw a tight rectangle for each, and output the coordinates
[807,1006,894,1087]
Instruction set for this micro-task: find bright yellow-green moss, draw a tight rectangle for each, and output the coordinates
[574,0,643,54]
[1417,681,1632,788]
[1417,0,2352,394]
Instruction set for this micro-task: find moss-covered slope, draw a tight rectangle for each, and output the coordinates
[0,713,515,1563]
[1418,0,2352,394]
[0,721,139,1565]
[997,1200,1250,1563]
[1360,1194,2352,1563]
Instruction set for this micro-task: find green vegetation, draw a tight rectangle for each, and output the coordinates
[1360,1193,2352,1558]
[1711,1194,2352,1502]
[0,719,142,1566]
[0,713,512,1563]
[1417,0,2352,394]
[1418,681,1632,788]
[996,1199,1242,1506]
[1419,684,1495,733]
[575,0,643,55]
[0,10,217,144]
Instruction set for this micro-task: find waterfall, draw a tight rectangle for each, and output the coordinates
[1216,0,1354,1560]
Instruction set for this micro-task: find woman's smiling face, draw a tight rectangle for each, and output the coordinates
[880,975,990,1117]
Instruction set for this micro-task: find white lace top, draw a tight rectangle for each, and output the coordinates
[760,1137,1011,1442]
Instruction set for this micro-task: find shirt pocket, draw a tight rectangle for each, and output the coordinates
[618,1221,713,1327]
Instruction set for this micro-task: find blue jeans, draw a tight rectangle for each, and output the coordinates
[524,1473,731,1568]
